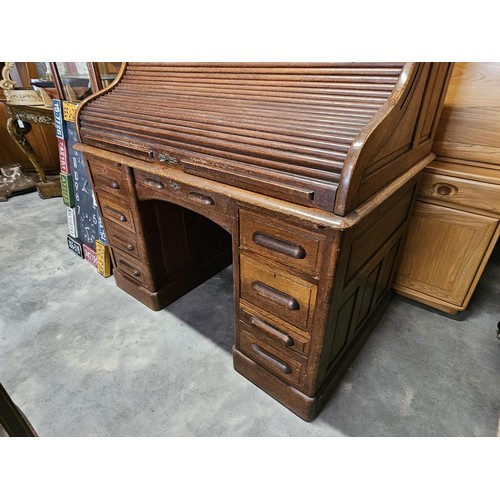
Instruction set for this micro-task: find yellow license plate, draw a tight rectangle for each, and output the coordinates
[95,240,112,277]
[63,101,79,122]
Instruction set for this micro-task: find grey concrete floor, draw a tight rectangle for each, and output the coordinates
[1,191,499,436]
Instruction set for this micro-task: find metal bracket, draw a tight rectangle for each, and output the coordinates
[157,153,178,165]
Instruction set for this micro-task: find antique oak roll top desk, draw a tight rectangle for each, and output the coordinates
[74,63,452,421]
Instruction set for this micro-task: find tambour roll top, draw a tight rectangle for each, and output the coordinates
[77,63,453,215]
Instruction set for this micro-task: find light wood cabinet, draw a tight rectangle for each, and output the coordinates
[394,63,500,314]
[395,201,499,312]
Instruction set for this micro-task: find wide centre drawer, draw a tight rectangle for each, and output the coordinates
[134,169,231,220]
[418,171,500,215]
[240,254,318,331]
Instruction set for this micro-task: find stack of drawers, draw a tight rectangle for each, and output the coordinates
[86,156,150,289]
[236,208,325,393]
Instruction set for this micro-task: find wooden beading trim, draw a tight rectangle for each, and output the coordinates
[74,143,432,231]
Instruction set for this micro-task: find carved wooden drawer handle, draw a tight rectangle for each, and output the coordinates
[251,281,300,311]
[110,180,120,189]
[187,191,215,205]
[249,316,294,346]
[252,232,306,259]
[433,183,457,196]
[250,344,292,374]
[145,178,165,190]
[118,259,141,277]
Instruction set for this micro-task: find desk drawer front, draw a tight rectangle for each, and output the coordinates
[238,327,306,387]
[98,194,135,233]
[93,169,130,199]
[113,249,145,285]
[239,210,323,275]
[87,156,122,173]
[105,220,140,259]
[134,170,231,217]
[87,157,126,181]
[240,254,317,331]
[239,307,310,356]
[419,172,500,215]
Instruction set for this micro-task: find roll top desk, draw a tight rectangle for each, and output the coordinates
[74,63,452,420]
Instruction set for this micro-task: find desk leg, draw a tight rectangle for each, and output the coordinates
[6,117,61,199]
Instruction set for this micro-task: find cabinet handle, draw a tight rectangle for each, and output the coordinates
[252,232,306,259]
[251,281,300,311]
[145,178,165,190]
[250,344,292,374]
[433,183,456,196]
[187,191,215,205]
[119,214,127,222]
[249,316,294,346]
[126,243,134,251]
[110,180,120,189]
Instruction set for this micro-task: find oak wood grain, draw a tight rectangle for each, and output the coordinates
[394,202,498,306]
[77,63,451,214]
[394,63,500,314]
[433,63,500,166]
[418,171,500,216]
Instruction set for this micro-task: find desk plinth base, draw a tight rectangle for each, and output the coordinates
[114,271,166,311]
[233,348,318,421]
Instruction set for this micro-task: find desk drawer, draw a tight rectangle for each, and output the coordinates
[239,307,310,356]
[98,194,135,233]
[134,169,231,218]
[92,168,130,199]
[238,327,306,387]
[419,172,500,215]
[240,254,317,331]
[87,157,127,191]
[105,220,140,260]
[113,249,145,285]
[240,210,323,275]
